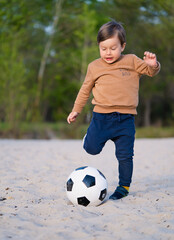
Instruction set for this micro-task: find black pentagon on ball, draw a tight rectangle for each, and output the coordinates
[77,196,90,207]
[82,175,95,188]
[99,188,107,201]
[75,166,88,171]
[97,169,106,179]
[66,178,74,191]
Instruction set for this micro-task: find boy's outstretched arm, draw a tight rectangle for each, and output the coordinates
[67,112,79,124]
[143,51,158,67]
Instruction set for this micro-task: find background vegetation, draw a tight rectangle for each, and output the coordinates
[0,0,174,138]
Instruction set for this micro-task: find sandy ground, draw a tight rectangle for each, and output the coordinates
[0,138,174,240]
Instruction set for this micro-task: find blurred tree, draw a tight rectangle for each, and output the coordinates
[41,0,105,122]
[137,0,174,126]
[0,0,173,129]
[33,0,64,121]
[0,34,29,130]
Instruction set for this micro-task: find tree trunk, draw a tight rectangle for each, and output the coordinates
[144,98,151,126]
[80,33,88,82]
[33,0,64,120]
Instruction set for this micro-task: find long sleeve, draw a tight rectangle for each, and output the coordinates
[72,65,95,113]
[133,55,161,77]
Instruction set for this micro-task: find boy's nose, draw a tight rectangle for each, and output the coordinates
[106,49,111,55]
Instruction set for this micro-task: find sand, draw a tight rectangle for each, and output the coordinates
[0,138,174,240]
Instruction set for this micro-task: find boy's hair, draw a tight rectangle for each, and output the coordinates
[97,20,126,46]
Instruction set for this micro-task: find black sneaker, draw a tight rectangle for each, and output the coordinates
[109,186,129,200]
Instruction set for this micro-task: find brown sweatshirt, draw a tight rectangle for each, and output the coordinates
[72,54,160,115]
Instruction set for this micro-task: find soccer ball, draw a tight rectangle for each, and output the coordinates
[66,166,108,207]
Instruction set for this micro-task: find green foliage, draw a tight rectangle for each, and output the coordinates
[0,33,29,129]
[0,0,174,137]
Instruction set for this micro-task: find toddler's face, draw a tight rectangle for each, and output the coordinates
[99,34,126,64]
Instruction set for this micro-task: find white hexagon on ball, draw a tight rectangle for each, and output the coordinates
[66,166,108,207]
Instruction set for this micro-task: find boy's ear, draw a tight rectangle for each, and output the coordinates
[121,43,126,52]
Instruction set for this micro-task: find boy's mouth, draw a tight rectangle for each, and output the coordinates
[105,57,113,61]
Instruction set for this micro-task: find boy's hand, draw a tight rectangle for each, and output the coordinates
[143,51,158,67]
[67,112,79,124]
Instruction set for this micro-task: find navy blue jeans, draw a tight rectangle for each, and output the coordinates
[83,112,135,187]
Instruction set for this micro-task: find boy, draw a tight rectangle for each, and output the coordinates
[67,20,160,200]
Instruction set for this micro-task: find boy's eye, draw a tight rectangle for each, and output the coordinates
[112,47,116,50]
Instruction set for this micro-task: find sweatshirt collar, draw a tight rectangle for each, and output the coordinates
[100,55,124,66]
